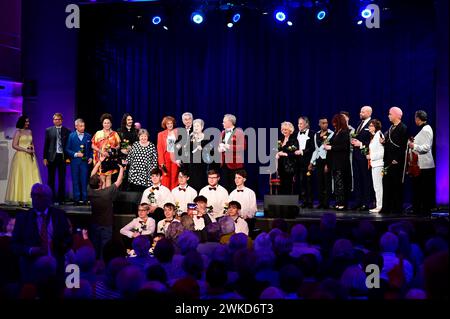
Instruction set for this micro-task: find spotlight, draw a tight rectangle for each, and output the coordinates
[191,11,204,24]
[152,16,161,25]
[361,7,372,18]
[316,9,327,21]
[287,21,293,26]
[227,22,234,28]
[357,20,363,25]
[274,10,287,22]
[232,13,241,23]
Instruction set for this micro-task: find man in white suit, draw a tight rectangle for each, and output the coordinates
[408,110,436,215]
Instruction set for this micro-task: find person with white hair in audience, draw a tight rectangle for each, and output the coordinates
[289,224,322,262]
[218,216,236,245]
[379,231,414,284]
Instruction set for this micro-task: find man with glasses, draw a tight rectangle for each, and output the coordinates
[199,169,229,219]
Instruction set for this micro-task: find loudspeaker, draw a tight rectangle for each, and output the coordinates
[113,191,142,215]
[264,195,299,219]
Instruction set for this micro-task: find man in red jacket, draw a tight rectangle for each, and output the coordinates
[218,114,246,193]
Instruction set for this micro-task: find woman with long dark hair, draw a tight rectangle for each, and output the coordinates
[5,115,42,206]
[324,114,351,210]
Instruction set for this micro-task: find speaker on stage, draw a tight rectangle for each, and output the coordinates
[113,191,142,215]
[264,195,299,219]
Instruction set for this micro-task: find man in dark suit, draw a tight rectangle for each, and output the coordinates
[11,183,73,283]
[295,116,315,208]
[218,114,246,193]
[43,113,70,204]
[350,106,374,211]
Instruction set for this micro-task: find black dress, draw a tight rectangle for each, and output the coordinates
[184,135,211,192]
[328,129,351,207]
[117,127,138,146]
[277,135,299,195]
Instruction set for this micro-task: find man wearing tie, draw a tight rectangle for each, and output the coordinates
[199,169,229,219]
[43,113,70,204]
[11,183,72,283]
[295,117,316,208]
[177,112,194,169]
[218,114,246,193]
[350,106,374,211]
[66,119,93,205]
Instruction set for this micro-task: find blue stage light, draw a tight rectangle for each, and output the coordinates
[152,16,161,25]
[361,8,372,18]
[232,13,241,23]
[317,10,327,20]
[191,12,204,24]
[274,10,287,22]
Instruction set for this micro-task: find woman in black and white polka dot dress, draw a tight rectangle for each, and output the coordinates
[126,129,158,192]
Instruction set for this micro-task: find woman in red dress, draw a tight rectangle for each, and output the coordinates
[157,116,180,189]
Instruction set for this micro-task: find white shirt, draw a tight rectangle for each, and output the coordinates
[120,217,156,238]
[412,124,435,169]
[157,218,180,235]
[171,185,198,213]
[369,131,384,168]
[224,128,234,144]
[228,187,257,219]
[297,129,310,151]
[199,184,229,219]
[231,216,249,235]
[193,213,217,231]
[141,184,175,207]
[310,130,334,165]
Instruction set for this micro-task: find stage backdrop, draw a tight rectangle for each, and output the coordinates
[76,0,438,200]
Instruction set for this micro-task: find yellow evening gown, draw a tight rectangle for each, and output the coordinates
[5,134,42,206]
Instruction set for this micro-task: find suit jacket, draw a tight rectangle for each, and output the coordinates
[220,127,246,170]
[383,122,408,167]
[278,135,300,176]
[352,119,372,161]
[65,131,93,163]
[44,126,70,162]
[294,129,316,167]
[368,131,385,168]
[412,124,435,169]
[157,129,178,167]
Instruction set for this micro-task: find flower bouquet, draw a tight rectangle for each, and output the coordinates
[361,147,369,156]
[223,202,229,215]
[287,145,297,152]
[148,190,157,205]
[120,139,130,150]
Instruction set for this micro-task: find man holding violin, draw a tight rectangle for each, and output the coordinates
[408,110,436,216]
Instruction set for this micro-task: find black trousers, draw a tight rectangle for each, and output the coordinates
[279,171,295,195]
[296,164,313,205]
[381,163,404,214]
[316,158,332,207]
[352,155,373,207]
[412,168,436,215]
[47,153,66,202]
[221,165,240,193]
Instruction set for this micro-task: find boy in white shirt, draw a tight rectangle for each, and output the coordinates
[199,169,229,219]
[141,168,175,224]
[171,170,197,214]
[120,203,156,248]
[228,169,257,219]
[156,202,180,235]
[226,201,249,235]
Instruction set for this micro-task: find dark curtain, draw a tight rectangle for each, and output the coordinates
[77,0,437,198]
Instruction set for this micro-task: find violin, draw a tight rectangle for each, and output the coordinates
[406,137,420,177]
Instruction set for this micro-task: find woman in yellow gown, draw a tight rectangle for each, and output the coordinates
[5,115,42,207]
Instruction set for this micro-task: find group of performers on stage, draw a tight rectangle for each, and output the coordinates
[5,106,436,222]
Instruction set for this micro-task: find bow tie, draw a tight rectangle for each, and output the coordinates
[300,131,306,135]
[152,187,159,191]
[237,189,244,192]
[209,187,217,191]
[226,129,233,133]
[178,187,186,192]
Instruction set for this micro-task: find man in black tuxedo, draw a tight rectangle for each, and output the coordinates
[43,113,70,204]
[11,183,73,283]
[295,116,316,208]
[350,106,374,211]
